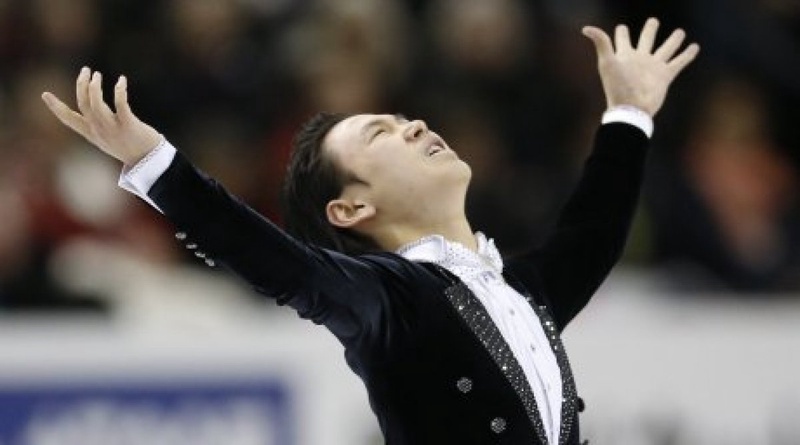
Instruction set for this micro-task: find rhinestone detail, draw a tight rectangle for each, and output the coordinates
[490,417,507,434]
[504,270,580,445]
[175,232,187,240]
[530,298,578,445]
[456,377,473,393]
[444,282,549,444]
[433,264,581,445]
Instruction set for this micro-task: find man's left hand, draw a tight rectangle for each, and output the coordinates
[583,18,700,117]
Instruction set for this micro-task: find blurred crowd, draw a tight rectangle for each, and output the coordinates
[0,0,799,315]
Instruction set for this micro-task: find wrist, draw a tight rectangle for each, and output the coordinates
[123,134,164,166]
[605,104,652,118]
[602,105,654,138]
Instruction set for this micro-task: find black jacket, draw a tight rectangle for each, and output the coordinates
[147,123,649,444]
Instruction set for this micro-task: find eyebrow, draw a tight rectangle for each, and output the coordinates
[361,114,409,139]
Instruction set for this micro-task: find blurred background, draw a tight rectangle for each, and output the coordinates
[0,0,798,444]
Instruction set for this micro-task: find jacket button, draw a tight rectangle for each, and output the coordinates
[456,377,472,393]
[490,417,506,433]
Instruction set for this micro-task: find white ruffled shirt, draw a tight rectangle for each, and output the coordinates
[397,233,563,444]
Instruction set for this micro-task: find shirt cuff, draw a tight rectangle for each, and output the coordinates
[601,105,654,138]
[118,138,177,213]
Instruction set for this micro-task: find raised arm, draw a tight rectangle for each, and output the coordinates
[41,68,397,342]
[507,19,700,329]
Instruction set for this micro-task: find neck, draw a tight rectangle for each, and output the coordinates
[375,215,477,253]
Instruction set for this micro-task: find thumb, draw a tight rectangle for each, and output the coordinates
[582,26,614,59]
[41,92,89,137]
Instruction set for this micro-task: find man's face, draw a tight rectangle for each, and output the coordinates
[323,113,472,226]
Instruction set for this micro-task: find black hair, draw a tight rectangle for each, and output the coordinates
[280,112,380,254]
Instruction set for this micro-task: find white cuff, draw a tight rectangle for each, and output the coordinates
[601,105,654,138]
[118,138,177,213]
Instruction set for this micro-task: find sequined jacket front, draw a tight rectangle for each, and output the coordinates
[147,123,649,444]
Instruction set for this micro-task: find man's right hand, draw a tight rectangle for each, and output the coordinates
[42,67,162,166]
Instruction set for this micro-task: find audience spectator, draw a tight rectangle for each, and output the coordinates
[0,0,798,313]
[647,75,800,292]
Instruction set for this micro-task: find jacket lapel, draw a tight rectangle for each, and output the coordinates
[502,270,579,445]
[442,278,551,445]
[530,302,578,445]
[419,252,579,445]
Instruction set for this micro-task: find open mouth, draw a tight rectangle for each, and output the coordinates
[425,136,448,157]
[426,143,446,157]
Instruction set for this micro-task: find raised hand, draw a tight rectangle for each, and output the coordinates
[582,18,700,117]
[42,67,162,166]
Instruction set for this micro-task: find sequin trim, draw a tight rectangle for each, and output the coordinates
[438,263,581,445]
[490,417,507,434]
[533,304,578,445]
[456,377,473,393]
[444,282,550,444]
[502,268,580,445]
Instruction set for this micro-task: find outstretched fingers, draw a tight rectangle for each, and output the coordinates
[114,75,133,123]
[614,24,632,52]
[46,68,132,144]
[668,43,701,78]
[582,26,614,60]
[654,28,687,61]
[43,68,162,165]
[88,71,116,127]
[636,17,659,53]
[76,66,91,116]
[41,92,88,136]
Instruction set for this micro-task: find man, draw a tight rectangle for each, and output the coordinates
[42,18,698,445]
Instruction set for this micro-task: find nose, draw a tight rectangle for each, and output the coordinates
[402,119,428,141]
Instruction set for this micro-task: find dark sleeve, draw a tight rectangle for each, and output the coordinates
[147,152,415,344]
[506,123,649,330]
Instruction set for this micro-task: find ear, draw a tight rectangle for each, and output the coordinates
[326,198,376,229]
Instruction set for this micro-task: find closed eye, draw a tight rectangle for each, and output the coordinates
[370,128,386,142]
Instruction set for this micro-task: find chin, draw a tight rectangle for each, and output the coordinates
[455,160,472,182]
[426,160,471,191]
